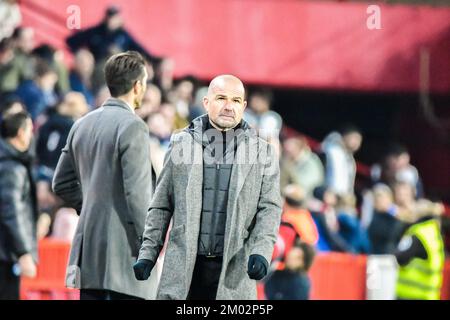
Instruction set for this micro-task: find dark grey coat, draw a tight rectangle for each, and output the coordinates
[52,98,154,299]
[138,115,282,300]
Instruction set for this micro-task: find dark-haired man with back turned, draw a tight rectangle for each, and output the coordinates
[52,51,155,300]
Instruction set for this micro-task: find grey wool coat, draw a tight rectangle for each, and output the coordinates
[138,115,282,300]
[52,98,155,299]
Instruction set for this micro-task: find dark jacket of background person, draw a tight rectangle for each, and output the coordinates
[66,22,160,64]
[52,98,155,299]
[264,269,310,300]
[138,114,282,300]
[36,109,74,174]
[0,138,38,263]
[368,211,405,254]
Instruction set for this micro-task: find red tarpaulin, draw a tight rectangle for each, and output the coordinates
[20,0,450,93]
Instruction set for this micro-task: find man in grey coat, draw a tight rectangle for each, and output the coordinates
[52,51,154,300]
[134,75,282,300]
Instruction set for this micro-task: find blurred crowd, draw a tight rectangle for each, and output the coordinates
[0,3,448,300]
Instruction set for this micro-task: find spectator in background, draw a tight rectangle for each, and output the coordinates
[155,57,175,96]
[0,96,25,121]
[172,77,195,121]
[395,199,445,300]
[66,5,163,93]
[94,85,111,108]
[393,181,417,223]
[265,240,316,300]
[147,112,172,176]
[368,183,405,254]
[308,186,351,253]
[271,184,318,272]
[35,92,89,225]
[11,26,35,57]
[0,112,37,299]
[280,136,324,198]
[15,60,58,121]
[190,86,207,120]
[321,124,362,197]
[371,144,424,198]
[136,83,162,121]
[336,194,370,254]
[0,0,21,42]
[69,48,95,107]
[32,44,70,95]
[244,89,282,146]
[0,35,33,94]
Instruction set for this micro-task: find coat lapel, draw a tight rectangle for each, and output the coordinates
[223,134,260,261]
[184,139,203,295]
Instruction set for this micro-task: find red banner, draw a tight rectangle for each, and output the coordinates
[20,0,450,93]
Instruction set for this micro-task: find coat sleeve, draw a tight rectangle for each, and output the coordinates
[52,124,83,214]
[138,137,175,263]
[248,142,283,263]
[0,164,31,257]
[118,119,153,241]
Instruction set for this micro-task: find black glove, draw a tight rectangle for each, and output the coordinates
[133,259,155,281]
[247,254,269,280]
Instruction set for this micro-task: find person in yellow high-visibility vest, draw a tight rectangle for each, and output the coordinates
[395,200,445,300]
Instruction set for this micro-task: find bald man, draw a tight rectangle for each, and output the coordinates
[134,75,282,300]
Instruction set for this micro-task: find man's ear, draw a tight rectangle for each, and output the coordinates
[134,81,140,95]
[202,96,209,112]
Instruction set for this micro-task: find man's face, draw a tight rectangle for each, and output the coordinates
[343,132,362,154]
[285,247,305,272]
[249,94,270,114]
[203,79,247,130]
[106,14,124,31]
[19,118,33,150]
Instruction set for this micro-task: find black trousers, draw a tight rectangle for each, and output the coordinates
[188,256,223,300]
[80,289,143,300]
[0,262,20,300]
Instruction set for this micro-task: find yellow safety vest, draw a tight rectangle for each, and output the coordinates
[396,219,445,300]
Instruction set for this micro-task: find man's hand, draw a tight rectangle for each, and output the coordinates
[133,259,155,281]
[18,253,37,278]
[247,254,269,281]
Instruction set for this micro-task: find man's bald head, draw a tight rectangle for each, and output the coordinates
[207,74,245,98]
[203,75,247,131]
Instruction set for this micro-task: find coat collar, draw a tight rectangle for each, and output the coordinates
[101,98,135,114]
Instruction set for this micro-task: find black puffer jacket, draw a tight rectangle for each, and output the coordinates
[0,138,38,263]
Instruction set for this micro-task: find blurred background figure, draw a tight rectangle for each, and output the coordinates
[280,136,324,198]
[69,49,95,107]
[367,183,405,255]
[244,89,282,147]
[0,0,21,42]
[35,92,89,232]
[308,186,351,253]
[271,184,318,272]
[136,83,162,121]
[265,240,316,300]
[146,112,172,176]
[66,5,164,94]
[0,112,37,300]
[321,124,362,198]
[15,59,58,122]
[395,200,445,300]
[371,144,424,198]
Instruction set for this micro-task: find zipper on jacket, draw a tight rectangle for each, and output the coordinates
[207,163,220,257]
